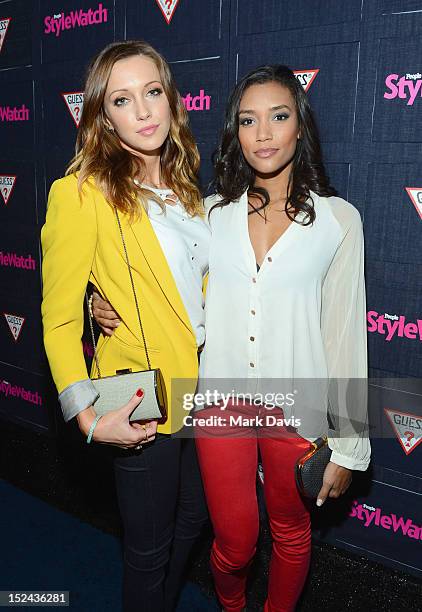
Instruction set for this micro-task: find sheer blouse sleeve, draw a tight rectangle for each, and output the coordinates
[321,199,371,471]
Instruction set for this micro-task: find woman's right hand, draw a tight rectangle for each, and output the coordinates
[92,289,120,336]
[78,390,158,448]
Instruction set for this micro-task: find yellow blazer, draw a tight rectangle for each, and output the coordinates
[41,174,198,434]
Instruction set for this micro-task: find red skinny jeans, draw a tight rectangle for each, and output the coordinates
[194,401,311,612]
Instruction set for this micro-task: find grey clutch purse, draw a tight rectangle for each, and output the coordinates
[87,209,166,422]
[295,436,331,498]
[91,368,165,422]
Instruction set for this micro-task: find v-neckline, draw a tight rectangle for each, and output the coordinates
[243,191,298,271]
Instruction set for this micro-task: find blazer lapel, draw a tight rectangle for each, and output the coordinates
[129,209,195,341]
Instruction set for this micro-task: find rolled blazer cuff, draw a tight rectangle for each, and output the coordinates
[59,379,100,422]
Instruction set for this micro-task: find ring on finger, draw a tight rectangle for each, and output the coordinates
[142,424,148,442]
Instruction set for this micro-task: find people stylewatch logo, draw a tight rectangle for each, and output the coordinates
[367,311,422,342]
[384,408,422,456]
[349,500,421,539]
[181,89,211,111]
[293,69,319,92]
[405,187,422,220]
[0,104,30,122]
[43,4,108,37]
[0,379,42,406]
[4,313,25,341]
[0,17,11,53]
[0,175,16,205]
[155,0,180,24]
[0,252,36,270]
[384,72,422,106]
[62,92,84,127]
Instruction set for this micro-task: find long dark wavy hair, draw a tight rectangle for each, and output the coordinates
[212,64,336,224]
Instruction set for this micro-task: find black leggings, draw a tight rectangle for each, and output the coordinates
[113,435,208,612]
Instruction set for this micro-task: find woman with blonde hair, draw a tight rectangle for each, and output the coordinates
[41,40,209,612]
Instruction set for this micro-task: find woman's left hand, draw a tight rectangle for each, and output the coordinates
[316,462,352,507]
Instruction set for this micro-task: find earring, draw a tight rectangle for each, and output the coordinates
[106,125,114,133]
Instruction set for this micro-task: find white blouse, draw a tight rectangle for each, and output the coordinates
[197,190,371,471]
[144,186,210,347]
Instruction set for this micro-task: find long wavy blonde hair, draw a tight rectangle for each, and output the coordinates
[66,40,203,217]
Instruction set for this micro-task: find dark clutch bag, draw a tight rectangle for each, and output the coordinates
[295,436,331,498]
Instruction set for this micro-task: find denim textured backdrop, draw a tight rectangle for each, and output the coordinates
[0,0,421,577]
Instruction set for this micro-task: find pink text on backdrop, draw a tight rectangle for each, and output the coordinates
[384,73,422,106]
[182,90,211,111]
[367,310,422,341]
[0,104,30,121]
[349,500,421,540]
[0,380,42,406]
[83,340,94,358]
[0,252,36,270]
[44,3,108,37]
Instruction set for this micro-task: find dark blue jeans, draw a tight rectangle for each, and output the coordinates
[113,435,208,612]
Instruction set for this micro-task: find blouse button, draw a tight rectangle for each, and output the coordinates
[252,277,257,283]
[249,362,255,368]
[194,243,198,247]
[251,309,256,315]
[268,256,272,262]
[250,336,255,342]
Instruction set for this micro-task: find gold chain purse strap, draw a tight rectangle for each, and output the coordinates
[86,208,152,376]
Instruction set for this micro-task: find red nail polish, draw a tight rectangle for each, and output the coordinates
[136,389,144,398]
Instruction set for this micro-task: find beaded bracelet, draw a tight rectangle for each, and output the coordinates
[86,414,102,444]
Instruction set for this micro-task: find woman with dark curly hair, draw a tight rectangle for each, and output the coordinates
[92,64,370,612]
[194,64,370,612]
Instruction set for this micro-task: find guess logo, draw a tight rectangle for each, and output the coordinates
[0,18,11,53]
[405,187,422,220]
[62,91,84,127]
[293,69,319,92]
[0,175,17,205]
[155,0,180,24]
[4,313,25,341]
[384,408,422,456]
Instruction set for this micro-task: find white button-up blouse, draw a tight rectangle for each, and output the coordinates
[145,186,210,348]
[197,190,371,471]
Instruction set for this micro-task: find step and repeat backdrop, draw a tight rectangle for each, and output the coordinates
[0,0,421,578]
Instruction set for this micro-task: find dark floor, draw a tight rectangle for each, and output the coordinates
[0,415,421,611]
[0,479,218,611]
